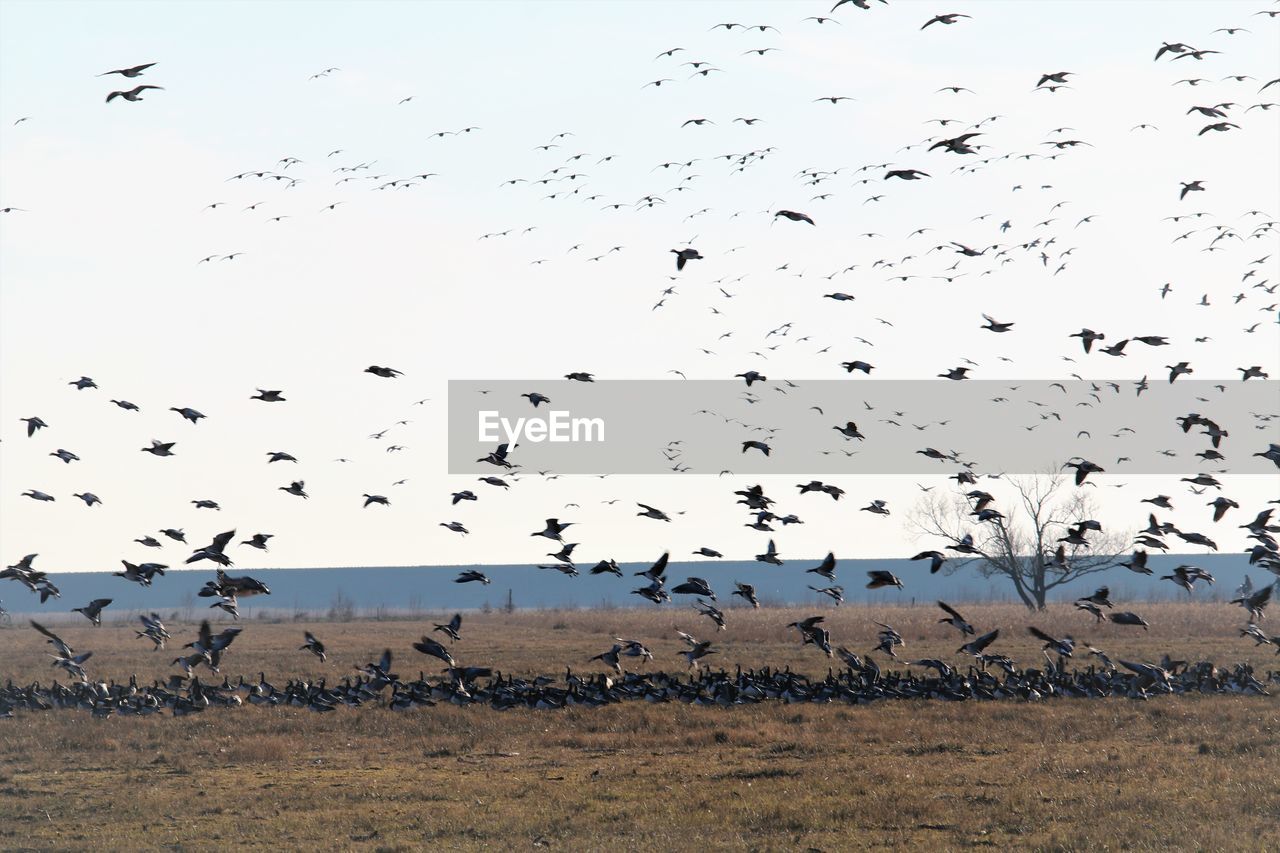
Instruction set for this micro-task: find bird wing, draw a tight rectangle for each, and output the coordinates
[1027,626,1056,644]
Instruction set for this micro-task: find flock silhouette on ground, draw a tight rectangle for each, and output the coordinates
[2,1,1279,715]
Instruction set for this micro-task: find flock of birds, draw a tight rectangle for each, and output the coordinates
[2,1,1279,716]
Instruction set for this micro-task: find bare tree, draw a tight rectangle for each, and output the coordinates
[910,473,1129,610]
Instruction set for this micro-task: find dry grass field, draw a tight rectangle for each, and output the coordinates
[1,602,1277,850]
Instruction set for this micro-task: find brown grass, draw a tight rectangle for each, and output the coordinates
[1,602,1277,850]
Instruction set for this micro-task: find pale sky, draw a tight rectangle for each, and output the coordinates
[1,0,1277,574]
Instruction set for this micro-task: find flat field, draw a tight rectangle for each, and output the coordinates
[1,602,1277,850]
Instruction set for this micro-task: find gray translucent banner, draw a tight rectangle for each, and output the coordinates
[447,379,1280,476]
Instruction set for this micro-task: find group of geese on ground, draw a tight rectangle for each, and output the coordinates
[3,645,1275,719]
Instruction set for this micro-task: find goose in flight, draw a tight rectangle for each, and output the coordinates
[937,601,974,635]
[234,530,274,552]
[958,629,999,657]
[440,522,469,535]
[21,416,47,437]
[732,581,760,608]
[1231,586,1271,622]
[279,480,308,498]
[412,635,458,666]
[363,494,390,508]
[477,442,515,468]
[637,503,672,521]
[807,552,837,581]
[775,209,815,225]
[755,539,783,565]
[73,598,112,626]
[434,613,463,642]
[106,85,163,103]
[910,551,947,573]
[300,631,326,662]
[922,13,971,29]
[671,577,715,599]
[251,389,286,402]
[1029,626,1074,658]
[532,518,573,541]
[364,365,403,378]
[98,62,156,78]
[865,571,902,590]
[1162,565,1215,594]
[455,569,489,584]
[1109,611,1149,630]
[170,407,205,425]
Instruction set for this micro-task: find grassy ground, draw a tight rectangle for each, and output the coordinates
[1,602,1277,850]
